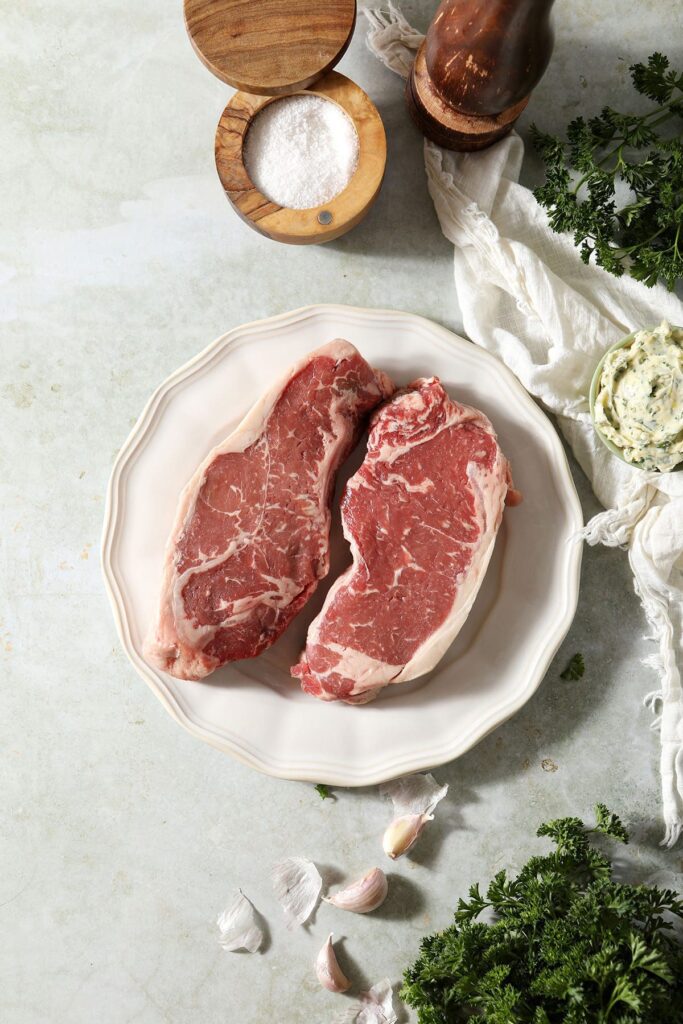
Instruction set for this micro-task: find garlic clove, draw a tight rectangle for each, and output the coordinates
[216,890,263,953]
[315,932,351,993]
[380,772,448,858]
[272,856,322,929]
[324,867,388,914]
[382,812,430,859]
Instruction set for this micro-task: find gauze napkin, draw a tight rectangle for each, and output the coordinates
[364,4,683,845]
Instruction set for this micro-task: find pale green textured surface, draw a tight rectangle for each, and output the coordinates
[2,2,683,1022]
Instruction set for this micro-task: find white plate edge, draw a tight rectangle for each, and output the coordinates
[101,303,584,785]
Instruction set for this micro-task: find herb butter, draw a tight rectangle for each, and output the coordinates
[594,321,683,472]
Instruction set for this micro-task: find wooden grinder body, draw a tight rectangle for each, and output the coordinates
[407,0,555,151]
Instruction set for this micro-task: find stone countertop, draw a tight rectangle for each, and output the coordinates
[2,2,682,1021]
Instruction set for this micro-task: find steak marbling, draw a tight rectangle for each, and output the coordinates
[145,340,393,680]
[292,377,518,703]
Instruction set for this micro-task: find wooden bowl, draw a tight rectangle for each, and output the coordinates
[215,72,386,245]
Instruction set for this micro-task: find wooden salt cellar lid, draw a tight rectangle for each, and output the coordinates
[215,72,386,244]
[184,0,357,94]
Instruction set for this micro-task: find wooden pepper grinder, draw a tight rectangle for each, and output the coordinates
[407,0,555,151]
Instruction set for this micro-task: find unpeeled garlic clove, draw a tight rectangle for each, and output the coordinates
[383,812,430,859]
[315,933,351,993]
[324,867,388,914]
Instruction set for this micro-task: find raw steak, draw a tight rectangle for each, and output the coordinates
[145,340,393,681]
[291,377,519,704]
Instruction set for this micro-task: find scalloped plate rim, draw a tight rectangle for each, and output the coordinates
[101,304,583,785]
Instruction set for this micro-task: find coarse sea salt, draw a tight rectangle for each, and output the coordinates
[244,95,360,210]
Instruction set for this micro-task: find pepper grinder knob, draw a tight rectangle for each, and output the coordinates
[407,0,556,151]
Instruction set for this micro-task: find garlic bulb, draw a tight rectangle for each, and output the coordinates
[315,933,351,993]
[380,773,448,859]
[324,867,388,914]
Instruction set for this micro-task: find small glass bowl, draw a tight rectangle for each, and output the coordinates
[588,325,683,473]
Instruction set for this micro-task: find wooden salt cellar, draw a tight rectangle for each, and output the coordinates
[215,73,386,245]
[407,0,555,151]
[184,0,387,244]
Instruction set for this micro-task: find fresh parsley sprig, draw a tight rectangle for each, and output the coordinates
[560,652,585,681]
[401,805,683,1022]
[531,53,683,291]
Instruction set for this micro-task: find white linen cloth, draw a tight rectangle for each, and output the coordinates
[364,4,683,845]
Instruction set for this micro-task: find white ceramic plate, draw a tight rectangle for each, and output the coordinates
[102,305,582,785]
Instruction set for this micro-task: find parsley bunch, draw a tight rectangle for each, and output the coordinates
[531,54,683,290]
[401,805,683,1023]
